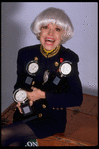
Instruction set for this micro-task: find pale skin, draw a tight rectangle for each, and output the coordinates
[16,23,63,114]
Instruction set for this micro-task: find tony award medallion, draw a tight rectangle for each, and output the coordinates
[59,61,72,77]
[13,88,33,116]
[26,60,39,76]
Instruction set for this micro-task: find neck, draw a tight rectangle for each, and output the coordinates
[40,45,60,58]
[43,47,55,55]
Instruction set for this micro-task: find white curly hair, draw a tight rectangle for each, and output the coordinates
[30,7,74,44]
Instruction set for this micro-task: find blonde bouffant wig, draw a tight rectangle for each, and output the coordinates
[30,7,74,44]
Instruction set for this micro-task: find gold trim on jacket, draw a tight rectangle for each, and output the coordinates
[40,45,60,58]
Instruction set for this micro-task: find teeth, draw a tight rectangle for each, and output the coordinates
[45,39,54,42]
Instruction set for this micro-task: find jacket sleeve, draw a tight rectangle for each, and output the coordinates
[14,49,26,91]
[45,61,83,109]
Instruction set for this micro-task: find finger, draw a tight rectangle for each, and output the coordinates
[31,86,34,90]
[29,100,33,106]
[16,103,23,114]
[33,87,37,91]
[19,107,23,114]
[16,102,21,107]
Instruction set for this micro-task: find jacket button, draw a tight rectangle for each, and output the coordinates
[34,57,38,61]
[38,113,42,118]
[55,62,59,67]
[60,108,63,110]
[56,108,59,110]
[53,107,55,110]
[32,81,35,86]
[42,104,46,109]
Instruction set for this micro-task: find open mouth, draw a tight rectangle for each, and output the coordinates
[45,38,55,45]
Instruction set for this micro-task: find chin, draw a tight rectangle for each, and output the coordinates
[45,46,55,51]
[43,44,57,51]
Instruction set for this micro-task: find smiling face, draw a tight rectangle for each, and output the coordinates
[40,23,63,51]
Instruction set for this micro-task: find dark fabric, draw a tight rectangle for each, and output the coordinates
[13,107,66,139]
[13,44,83,138]
[1,121,38,146]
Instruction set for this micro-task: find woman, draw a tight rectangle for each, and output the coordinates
[1,7,83,146]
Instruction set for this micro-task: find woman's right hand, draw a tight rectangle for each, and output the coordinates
[16,102,23,114]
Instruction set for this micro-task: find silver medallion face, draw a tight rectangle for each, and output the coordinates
[13,88,27,103]
[26,61,39,75]
[59,61,72,76]
[43,70,49,83]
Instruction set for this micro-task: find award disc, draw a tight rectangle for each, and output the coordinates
[26,61,39,75]
[13,88,28,103]
[59,61,72,75]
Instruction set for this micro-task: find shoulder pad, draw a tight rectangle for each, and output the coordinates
[60,46,79,63]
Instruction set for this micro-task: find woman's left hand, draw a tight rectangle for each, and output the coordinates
[26,87,45,106]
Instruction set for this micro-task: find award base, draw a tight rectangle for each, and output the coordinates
[21,102,33,117]
[21,102,39,123]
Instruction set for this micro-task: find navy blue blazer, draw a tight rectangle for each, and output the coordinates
[13,44,83,138]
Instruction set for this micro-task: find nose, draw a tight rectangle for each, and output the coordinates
[48,28,54,36]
